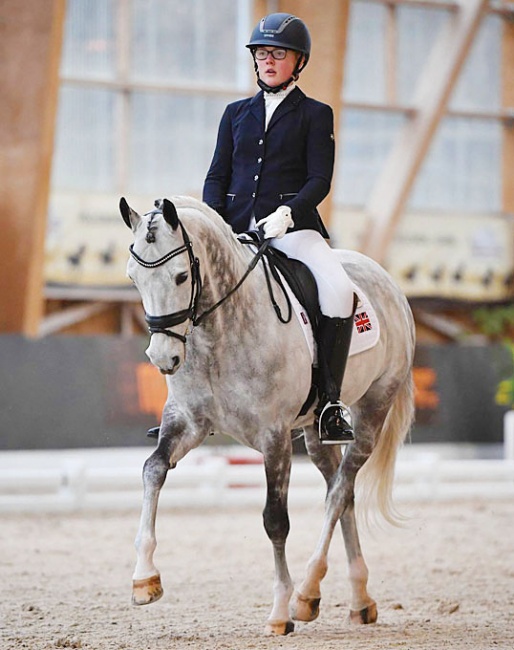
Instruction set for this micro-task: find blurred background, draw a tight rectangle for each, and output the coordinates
[1,0,513,457]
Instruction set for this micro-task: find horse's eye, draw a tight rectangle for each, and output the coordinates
[176,272,188,286]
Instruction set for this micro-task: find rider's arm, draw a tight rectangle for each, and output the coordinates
[282,102,335,229]
[202,105,234,217]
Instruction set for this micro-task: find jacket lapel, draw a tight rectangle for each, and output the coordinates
[249,91,265,129]
[267,86,305,131]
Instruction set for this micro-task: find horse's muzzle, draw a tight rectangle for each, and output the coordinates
[159,357,181,375]
[146,336,183,375]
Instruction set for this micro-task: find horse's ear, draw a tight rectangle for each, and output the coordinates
[162,198,179,231]
[119,197,140,230]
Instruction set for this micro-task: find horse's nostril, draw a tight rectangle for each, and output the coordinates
[160,357,181,376]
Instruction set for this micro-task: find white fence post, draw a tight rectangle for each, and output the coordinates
[504,410,514,461]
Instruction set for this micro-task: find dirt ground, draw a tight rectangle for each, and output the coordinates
[1,498,513,650]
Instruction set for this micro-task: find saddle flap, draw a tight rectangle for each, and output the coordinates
[237,231,321,334]
[264,246,322,335]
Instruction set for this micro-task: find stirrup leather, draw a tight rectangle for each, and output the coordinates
[318,401,354,445]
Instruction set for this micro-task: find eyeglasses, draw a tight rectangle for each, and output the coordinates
[254,48,288,61]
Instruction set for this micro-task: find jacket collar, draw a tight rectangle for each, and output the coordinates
[249,86,306,130]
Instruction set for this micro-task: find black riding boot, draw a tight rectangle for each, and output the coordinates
[316,314,355,444]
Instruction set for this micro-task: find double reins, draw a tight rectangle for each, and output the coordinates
[129,210,271,341]
[193,237,271,326]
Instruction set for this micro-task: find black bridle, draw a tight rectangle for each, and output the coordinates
[129,212,201,343]
[129,210,269,343]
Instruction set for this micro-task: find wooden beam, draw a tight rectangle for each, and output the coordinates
[278,0,349,112]
[0,0,66,335]
[385,3,399,105]
[359,0,514,14]
[344,100,514,123]
[361,0,489,263]
[39,303,114,337]
[45,285,140,302]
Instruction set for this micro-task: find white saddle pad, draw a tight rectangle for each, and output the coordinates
[283,277,380,364]
[349,283,380,357]
[241,238,380,364]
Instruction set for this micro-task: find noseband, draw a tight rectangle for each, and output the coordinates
[129,208,201,343]
[129,206,270,343]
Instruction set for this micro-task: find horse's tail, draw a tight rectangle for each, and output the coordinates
[355,370,415,527]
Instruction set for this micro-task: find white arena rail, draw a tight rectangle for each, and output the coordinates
[0,423,513,514]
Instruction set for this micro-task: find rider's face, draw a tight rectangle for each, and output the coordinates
[256,48,300,88]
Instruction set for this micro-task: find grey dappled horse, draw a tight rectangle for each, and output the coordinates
[120,195,415,635]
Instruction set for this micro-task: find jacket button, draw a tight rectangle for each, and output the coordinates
[254,175,259,181]
[257,157,262,163]
[252,193,256,198]
[258,139,264,145]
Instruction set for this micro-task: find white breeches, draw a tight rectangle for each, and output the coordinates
[270,230,354,318]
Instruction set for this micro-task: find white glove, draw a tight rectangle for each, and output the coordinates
[256,206,294,239]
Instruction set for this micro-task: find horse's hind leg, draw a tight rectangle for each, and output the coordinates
[132,441,171,605]
[340,500,377,624]
[261,434,295,636]
[290,433,343,622]
[291,424,376,624]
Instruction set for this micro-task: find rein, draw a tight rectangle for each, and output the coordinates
[193,238,270,326]
[129,211,271,340]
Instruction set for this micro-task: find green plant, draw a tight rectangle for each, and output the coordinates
[472,305,514,409]
[495,342,514,409]
[472,305,514,341]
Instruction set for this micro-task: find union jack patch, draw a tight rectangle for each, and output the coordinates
[354,311,372,334]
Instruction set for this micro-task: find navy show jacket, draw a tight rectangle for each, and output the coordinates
[203,86,334,238]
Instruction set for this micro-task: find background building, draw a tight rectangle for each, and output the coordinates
[1,0,513,449]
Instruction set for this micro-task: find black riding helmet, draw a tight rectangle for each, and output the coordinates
[246,13,311,94]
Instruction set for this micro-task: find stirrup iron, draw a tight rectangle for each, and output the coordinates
[318,401,354,445]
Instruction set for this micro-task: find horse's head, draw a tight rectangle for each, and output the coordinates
[120,197,200,375]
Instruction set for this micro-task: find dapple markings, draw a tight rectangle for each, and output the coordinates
[120,196,415,635]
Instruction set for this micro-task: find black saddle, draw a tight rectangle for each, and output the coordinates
[239,231,321,335]
[264,246,322,337]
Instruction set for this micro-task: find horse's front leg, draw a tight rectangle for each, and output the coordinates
[262,435,294,636]
[132,441,171,605]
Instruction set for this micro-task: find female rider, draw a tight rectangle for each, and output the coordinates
[203,13,355,444]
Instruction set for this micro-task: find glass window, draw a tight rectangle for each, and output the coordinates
[396,5,446,105]
[52,86,116,192]
[344,2,387,104]
[61,0,116,80]
[397,8,501,111]
[338,2,503,212]
[129,92,230,195]
[409,117,502,212]
[335,110,405,206]
[450,15,501,112]
[131,0,248,89]
[53,0,252,195]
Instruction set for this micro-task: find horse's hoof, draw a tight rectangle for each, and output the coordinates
[349,600,378,624]
[132,574,163,605]
[264,619,295,636]
[290,591,321,622]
